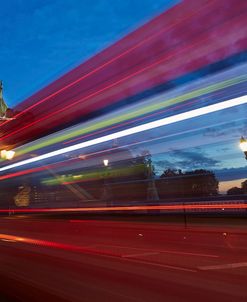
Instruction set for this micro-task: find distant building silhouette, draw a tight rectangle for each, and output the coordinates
[159,169,218,198]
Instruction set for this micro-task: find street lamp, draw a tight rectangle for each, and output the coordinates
[240,136,247,160]
[103,159,109,167]
[0,150,7,159]
[0,149,15,160]
[6,150,15,160]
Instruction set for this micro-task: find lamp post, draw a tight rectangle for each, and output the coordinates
[102,159,112,206]
[146,157,159,201]
[240,136,247,160]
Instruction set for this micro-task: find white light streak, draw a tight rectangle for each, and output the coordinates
[0,96,246,172]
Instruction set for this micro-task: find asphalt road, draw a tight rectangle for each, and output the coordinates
[0,215,246,301]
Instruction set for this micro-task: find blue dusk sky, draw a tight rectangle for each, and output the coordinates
[0,0,178,107]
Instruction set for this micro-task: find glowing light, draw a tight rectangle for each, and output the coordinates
[240,136,247,152]
[103,159,109,167]
[0,150,15,160]
[5,150,15,160]
[0,95,246,173]
[0,150,7,159]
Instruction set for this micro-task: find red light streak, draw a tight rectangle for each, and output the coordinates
[0,43,202,141]
[0,1,204,129]
[0,160,68,180]
[0,31,228,142]
[0,203,246,214]
[1,3,243,142]
[0,233,119,257]
[0,166,46,180]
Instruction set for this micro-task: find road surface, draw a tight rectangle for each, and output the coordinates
[0,215,246,301]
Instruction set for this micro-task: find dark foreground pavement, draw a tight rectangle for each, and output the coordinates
[0,215,246,301]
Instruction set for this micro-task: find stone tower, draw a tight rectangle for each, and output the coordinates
[0,81,8,117]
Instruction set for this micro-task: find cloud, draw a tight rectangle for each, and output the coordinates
[153,159,174,169]
[152,148,220,175]
[214,166,247,181]
[171,149,220,170]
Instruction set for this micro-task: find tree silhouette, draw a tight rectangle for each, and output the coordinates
[227,187,243,195]
[241,180,247,194]
[227,179,247,195]
[160,168,182,178]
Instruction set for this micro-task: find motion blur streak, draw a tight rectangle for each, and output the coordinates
[1,0,246,151]
[16,74,247,156]
[0,166,46,180]
[1,12,247,142]
[0,36,219,142]
[0,95,245,172]
[0,0,199,128]
[0,2,247,301]
[0,233,119,257]
[0,202,246,213]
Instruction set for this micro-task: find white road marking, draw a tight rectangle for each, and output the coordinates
[122,252,160,258]
[198,262,247,270]
[97,244,219,258]
[124,257,197,273]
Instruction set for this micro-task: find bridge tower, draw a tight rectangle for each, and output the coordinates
[0,81,8,118]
